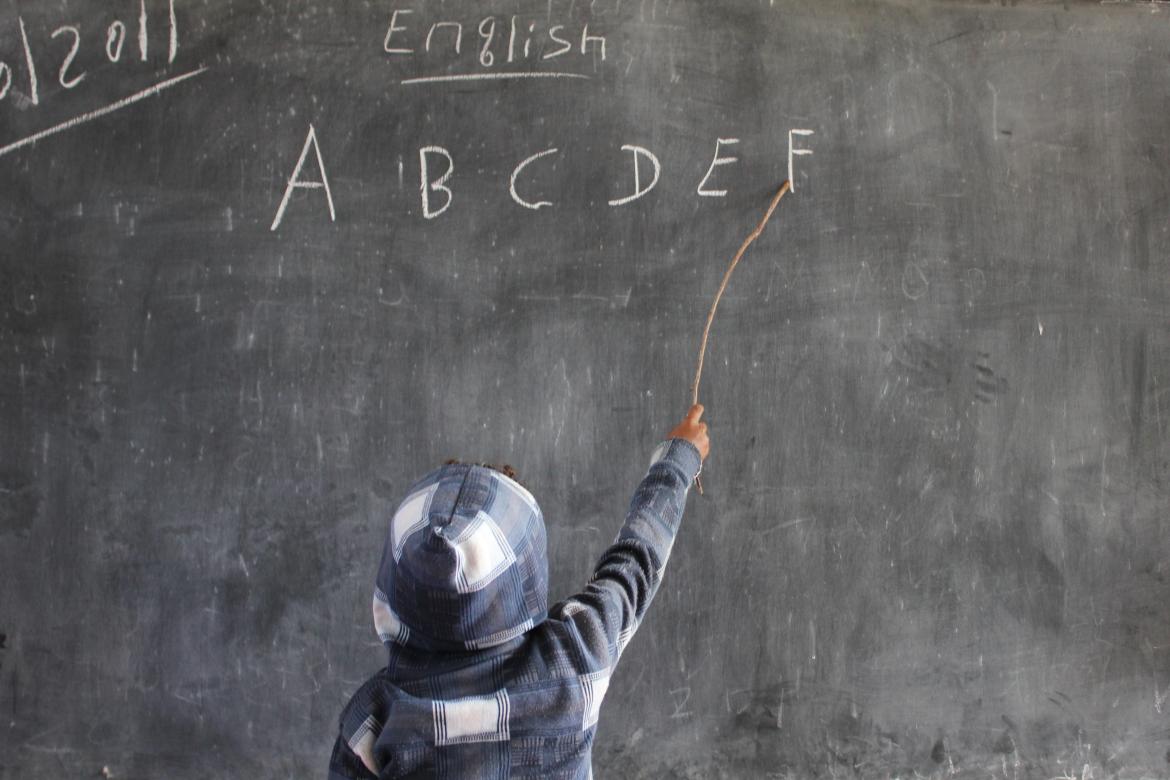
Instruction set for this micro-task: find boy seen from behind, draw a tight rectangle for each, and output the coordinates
[329,404,710,779]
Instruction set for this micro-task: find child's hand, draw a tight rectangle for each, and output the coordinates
[668,404,710,461]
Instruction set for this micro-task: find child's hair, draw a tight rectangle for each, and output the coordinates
[443,460,521,485]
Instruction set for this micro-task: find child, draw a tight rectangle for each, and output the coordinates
[329,405,710,779]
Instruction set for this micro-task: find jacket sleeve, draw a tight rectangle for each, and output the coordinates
[327,671,393,780]
[556,438,702,669]
[328,735,378,780]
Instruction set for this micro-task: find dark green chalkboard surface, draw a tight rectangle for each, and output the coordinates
[2,1,1169,777]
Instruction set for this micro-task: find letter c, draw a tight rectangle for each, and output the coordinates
[510,148,558,210]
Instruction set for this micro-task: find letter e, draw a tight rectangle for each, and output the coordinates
[696,138,739,197]
[384,9,414,54]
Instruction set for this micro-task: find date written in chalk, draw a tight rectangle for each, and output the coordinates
[270,128,815,230]
[0,1,180,107]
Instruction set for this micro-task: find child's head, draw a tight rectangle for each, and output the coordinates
[371,462,548,652]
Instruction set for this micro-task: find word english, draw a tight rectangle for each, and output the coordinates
[383,8,607,82]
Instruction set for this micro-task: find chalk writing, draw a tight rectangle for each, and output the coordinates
[0,1,199,158]
[383,9,414,54]
[0,67,206,158]
[788,129,815,191]
[107,21,127,61]
[426,22,463,55]
[18,17,38,104]
[510,148,559,210]
[697,138,740,197]
[478,17,497,67]
[269,129,818,227]
[50,26,84,89]
[1,1,179,107]
[419,145,455,219]
[401,72,588,86]
[270,125,336,231]
[608,145,661,207]
[383,8,606,84]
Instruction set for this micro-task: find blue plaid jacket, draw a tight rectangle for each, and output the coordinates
[328,439,702,779]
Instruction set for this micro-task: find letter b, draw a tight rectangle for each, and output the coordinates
[419,146,454,219]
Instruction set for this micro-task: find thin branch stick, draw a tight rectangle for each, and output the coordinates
[689,181,791,494]
[691,181,791,405]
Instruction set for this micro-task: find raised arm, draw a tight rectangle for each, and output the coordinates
[557,405,710,671]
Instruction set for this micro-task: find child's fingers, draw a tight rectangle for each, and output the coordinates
[686,404,705,422]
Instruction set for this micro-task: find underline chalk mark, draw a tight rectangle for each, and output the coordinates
[0,66,209,158]
[401,71,588,85]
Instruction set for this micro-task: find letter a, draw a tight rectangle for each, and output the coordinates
[270,124,336,231]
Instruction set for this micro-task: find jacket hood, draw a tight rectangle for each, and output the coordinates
[372,463,548,652]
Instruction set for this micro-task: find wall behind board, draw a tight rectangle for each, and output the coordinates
[1,1,1169,777]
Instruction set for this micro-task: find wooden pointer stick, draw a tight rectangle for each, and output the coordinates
[689,181,792,494]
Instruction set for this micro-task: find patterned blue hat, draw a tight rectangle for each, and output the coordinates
[372,463,548,651]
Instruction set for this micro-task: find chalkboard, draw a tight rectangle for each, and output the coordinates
[2,1,1169,777]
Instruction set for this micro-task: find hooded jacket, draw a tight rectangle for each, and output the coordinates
[328,439,702,780]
